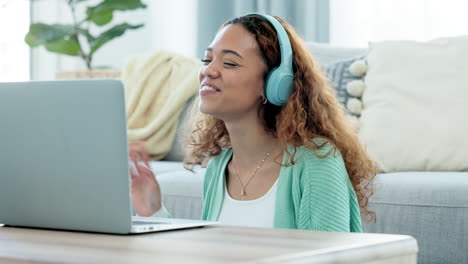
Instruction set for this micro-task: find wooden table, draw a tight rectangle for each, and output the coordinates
[0,224,417,264]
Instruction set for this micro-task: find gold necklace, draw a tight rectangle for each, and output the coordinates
[232,152,272,196]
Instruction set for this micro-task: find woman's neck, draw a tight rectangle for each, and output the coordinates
[224,114,279,166]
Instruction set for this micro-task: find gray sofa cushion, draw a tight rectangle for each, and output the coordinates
[152,161,205,219]
[364,172,468,264]
[369,172,468,207]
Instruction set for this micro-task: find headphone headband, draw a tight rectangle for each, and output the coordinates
[247,13,295,106]
[249,14,293,68]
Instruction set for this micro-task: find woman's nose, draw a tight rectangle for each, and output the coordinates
[201,61,220,78]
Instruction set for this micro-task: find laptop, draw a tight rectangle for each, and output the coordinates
[0,79,216,234]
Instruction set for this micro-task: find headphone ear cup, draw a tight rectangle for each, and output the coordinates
[265,68,294,106]
[264,69,278,105]
[277,73,294,102]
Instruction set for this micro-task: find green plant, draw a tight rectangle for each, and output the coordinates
[25,0,147,70]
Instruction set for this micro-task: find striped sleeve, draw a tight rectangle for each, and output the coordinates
[296,146,354,232]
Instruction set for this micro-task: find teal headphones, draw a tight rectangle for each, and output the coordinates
[249,13,295,106]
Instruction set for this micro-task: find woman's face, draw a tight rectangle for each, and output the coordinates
[199,24,267,121]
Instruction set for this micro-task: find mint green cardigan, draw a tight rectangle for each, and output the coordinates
[201,144,363,232]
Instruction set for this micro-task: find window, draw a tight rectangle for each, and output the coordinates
[0,0,30,81]
[330,0,468,47]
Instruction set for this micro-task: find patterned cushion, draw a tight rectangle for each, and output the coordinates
[321,56,367,116]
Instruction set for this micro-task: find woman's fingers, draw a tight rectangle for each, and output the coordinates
[129,141,150,166]
[129,151,139,164]
[130,167,138,180]
[141,149,150,167]
[129,161,153,181]
[135,163,153,179]
[135,141,150,166]
[129,161,139,179]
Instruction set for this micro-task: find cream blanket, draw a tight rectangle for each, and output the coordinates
[121,51,201,160]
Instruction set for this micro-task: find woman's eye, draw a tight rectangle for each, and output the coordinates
[201,59,211,64]
[224,62,238,67]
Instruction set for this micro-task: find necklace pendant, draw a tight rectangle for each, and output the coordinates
[241,190,246,196]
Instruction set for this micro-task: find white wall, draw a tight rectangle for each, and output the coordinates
[31,0,197,80]
[330,0,468,47]
[0,0,30,82]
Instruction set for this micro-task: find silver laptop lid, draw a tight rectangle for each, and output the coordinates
[0,80,133,234]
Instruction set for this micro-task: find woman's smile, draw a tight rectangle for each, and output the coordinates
[200,85,221,96]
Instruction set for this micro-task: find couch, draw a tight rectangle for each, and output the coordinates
[148,42,468,264]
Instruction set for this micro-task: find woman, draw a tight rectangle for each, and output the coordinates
[130,14,377,232]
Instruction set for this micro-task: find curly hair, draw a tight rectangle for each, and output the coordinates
[184,14,378,222]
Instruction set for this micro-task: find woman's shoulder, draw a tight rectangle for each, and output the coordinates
[285,138,348,181]
[204,148,232,181]
[290,138,344,166]
[207,148,233,166]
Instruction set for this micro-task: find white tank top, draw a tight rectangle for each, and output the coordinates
[217,178,278,228]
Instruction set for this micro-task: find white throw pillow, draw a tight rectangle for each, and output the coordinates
[359,36,468,172]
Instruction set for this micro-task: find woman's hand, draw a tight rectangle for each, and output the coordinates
[128,141,150,167]
[128,141,161,216]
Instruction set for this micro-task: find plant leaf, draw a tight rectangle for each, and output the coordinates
[25,23,75,47]
[90,23,143,55]
[89,0,146,13]
[86,8,113,26]
[86,0,147,26]
[44,38,81,56]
